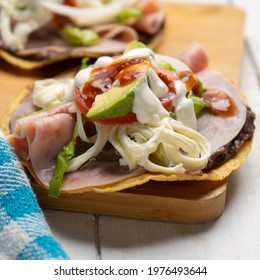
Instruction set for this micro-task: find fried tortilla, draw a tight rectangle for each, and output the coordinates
[0,0,165,69]
[2,46,255,195]
[2,82,254,195]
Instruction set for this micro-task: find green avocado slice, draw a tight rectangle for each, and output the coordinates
[123,40,147,54]
[86,78,145,119]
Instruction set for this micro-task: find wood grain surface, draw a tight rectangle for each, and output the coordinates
[156,3,245,83]
[32,179,228,223]
[0,3,245,223]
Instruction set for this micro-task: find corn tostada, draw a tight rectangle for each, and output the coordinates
[3,41,255,198]
[0,0,165,69]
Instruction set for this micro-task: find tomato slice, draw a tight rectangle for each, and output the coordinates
[75,86,137,124]
[91,98,174,125]
[92,112,137,125]
[161,97,174,112]
[74,86,90,115]
[74,80,174,125]
[142,1,160,15]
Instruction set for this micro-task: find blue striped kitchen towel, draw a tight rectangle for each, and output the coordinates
[0,130,69,260]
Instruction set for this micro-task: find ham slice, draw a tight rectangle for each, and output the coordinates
[196,69,247,153]
[9,90,37,133]
[8,103,75,185]
[156,42,208,74]
[175,42,209,73]
[15,23,139,60]
[134,5,165,34]
[62,161,145,191]
[8,100,146,189]
[92,23,138,43]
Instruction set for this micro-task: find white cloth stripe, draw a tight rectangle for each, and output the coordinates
[16,213,52,238]
[0,220,32,259]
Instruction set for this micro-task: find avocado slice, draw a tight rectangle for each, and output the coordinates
[124,41,147,54]
[156,59,176,72]
[86,78,145,119]
[149,144,170,167]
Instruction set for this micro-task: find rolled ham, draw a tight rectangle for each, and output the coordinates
[8,103,76,185]
[175,42,209,73]
[16,23,139,59]
[196,69,247,153]
[133,4,165,34]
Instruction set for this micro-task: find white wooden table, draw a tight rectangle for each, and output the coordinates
[42,0,260,260]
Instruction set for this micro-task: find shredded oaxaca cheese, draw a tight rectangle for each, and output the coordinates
[0,0,51,51]
[76,106,97,144]
[66,122,111,172]
[41,0,134,27]
[67,114,211,174]
[32,78,74,108]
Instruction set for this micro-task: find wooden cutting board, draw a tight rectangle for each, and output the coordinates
[0,3,245,223]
